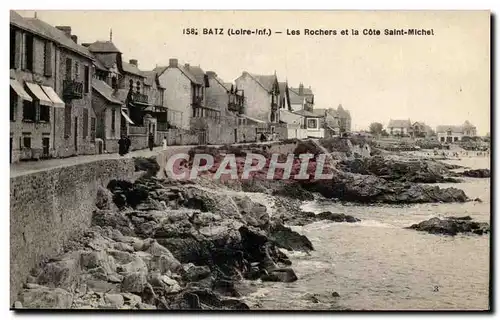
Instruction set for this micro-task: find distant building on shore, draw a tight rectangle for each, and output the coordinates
[313,104,352,136]
[436,121,477,143]
[387,119,411,136]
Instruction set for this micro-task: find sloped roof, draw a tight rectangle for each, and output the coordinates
[288,89,304,105]
[463,120,476,128]
[154,64,202,85]
[289,87,313,96]
[15,15,93,60]
[388,119,411,128]
[86,41,121,53]
[436,125,464,133]
[140,70,164,88]
[114,89,129,103]
[184,65,206,84]
[92,79,122,105]
[92,53,118,70]
[122,61,144,77]
[278,82,287,98]
[279,109,302,124]
[293,109,323,118]
[244,73,277,93]
[92,55,107,71]
[223,82,233,91]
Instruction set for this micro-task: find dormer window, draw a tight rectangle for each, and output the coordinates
[136,81,141,93]
[129,79,134,90]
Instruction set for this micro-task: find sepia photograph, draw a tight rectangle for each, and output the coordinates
[8,9,491,311]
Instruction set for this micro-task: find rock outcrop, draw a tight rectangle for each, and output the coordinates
[461,169,490,178]
[407,216,490,236]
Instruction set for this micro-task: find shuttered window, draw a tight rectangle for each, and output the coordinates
[44,41,52,76]
[64,104,72,137]
[83,108,89,138]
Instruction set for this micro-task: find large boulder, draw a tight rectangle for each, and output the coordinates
[269,223,314,252]
[19,286,73,309]
[462,169,490,178]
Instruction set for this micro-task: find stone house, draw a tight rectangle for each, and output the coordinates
[288,83,314,112]
[10,11,96,163]
[141,70,167,133]
[235,72,280,123]
[205,71,245,125]
[84,41,155,149]
[436,121,477,143]
[410,121,434,138]
[313,104,351,135]
[387,119,411,136]
[154,59,212,130]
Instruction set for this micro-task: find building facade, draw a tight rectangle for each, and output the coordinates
[235,72,280,123]
[387,119,411,136]
[436,121,477,143]
[155,59,213,130]
[10,11,96,163]
[288,83,314,112]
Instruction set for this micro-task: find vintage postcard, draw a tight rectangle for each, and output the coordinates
[9,10,490,311]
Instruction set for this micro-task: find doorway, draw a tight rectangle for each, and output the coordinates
[10,137,12,164]
[42,137,50,158]
[74,116,78,152]
[234,129,238,143]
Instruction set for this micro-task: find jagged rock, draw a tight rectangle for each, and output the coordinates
[134,157,161,177]
[20,287,73,309]
[116,256,148,274]
[34,253,81,291]
[121,272,147,294]
[269,223,314,252]
[104,293,124,308]
[91,210,136,236]
[121,292,142,307]
[232,195,270,229]
[261,268,298,283]
[96,186,117,210]
[80,251,117,274]
[272,183,315,201]
[137,302,157,310]
[407,216,490,236]
[462,169,490,178]
[183,264,211,282]
[316,211,360,223]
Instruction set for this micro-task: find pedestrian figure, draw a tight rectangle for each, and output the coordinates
[125,136,131,154]
[148,132,155,151]
[260,133,267,142]
[162,135,167,150]
[118,135,127,156]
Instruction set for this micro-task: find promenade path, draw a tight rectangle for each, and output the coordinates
[10,141,277,178]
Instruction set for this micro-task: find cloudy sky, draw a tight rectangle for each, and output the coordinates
[17,10,490,134]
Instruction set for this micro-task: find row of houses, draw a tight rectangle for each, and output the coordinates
[9,11,353,163]
[387,119,478,142]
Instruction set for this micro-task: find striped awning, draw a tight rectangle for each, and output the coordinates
[121,109,134,125]
[41,86,65,108]
[25,82,52,106]
[10,79,32,102]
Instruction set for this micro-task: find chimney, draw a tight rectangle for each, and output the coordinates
[70,35,78,44]
[299,83,304,95]
[184,63,190,68]
[56,26,72,38]
[129,59,138,67]
[169,58,178,67]
[206,71,217,79]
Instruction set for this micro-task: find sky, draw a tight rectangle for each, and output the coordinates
[17,10,491,135]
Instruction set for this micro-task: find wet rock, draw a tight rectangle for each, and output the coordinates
[316,211,360,223]
[104,293,124,308]
[462,169,490,178]
[20,287,73,309]
[261,268,298,283]
[407,216,490,236]
[183,264,211,282]
[272,183,315,201]
[137,302,157,310]
[332,291,340,297]
[269,223,314,252]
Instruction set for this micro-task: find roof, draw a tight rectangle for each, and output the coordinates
[388,119,411,128]
[288,89,305,105]
[293,109,323,117]
[336,104,350,116]
[223,82,233,91]
[436,125,465,133]
[154,64,203,85]
[244,73,278,93]
[122,61,144,77]
[92,79,122,105]
[279,109,302,124]
[278,82,287,98]
[463,120,476,128]
[289,87,313,96]
[114,89,129,103]
[92,55,107,71]
[86,41,121,53]
[13,14,93,60]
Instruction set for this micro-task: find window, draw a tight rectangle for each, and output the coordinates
[90,117,96,142]
[40,105,50,122]
[65,58,72,80]
[112,77,118,89]
[129,79,134,90]
[64,104,72,137]
[83,108,89,138]
[10,28,16,69]
[24,34,34,71]
[74,61,79,80]
[307,119,318,129]
[23,100,36,122]
[84,65,90,93]
[44,41,52,76]
[136,81,141,93]
[10,88,17,121]
[23,136,31,148]
[42,137,50,157]
[454,137,458,142]
[447,130,452,136]
[111,109,116,132]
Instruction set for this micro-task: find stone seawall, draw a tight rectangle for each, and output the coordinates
[10,158,136,305]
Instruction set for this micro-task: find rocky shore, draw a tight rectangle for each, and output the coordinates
[14,139,488,310]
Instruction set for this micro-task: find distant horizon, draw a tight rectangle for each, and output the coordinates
[15,10,491,135]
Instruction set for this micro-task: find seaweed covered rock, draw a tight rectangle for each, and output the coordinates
[407,216,490,236]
